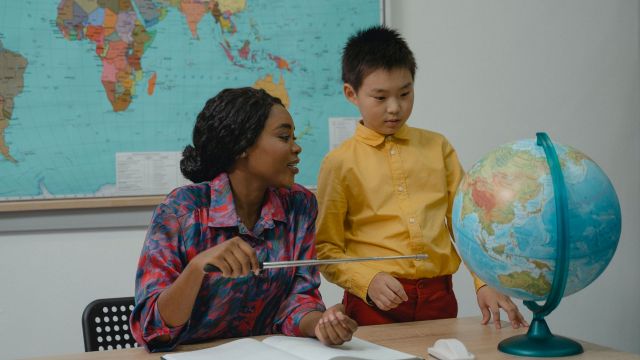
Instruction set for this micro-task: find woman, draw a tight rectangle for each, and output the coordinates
[131,88,357,352]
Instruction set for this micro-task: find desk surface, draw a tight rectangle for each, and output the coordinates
[27,317,639,360]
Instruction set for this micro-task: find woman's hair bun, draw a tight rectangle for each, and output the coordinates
[180,145,205,183]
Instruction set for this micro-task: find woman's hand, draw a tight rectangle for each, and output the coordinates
[315,304,358,346]
[157,236,258,327]
[192,236,260,278]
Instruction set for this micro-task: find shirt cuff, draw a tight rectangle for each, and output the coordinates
[143,302,187,352]
[471,272,486,292]
[283,301,326,337]
[349,267,382,302]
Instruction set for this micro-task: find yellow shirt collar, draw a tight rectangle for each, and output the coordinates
[354,121,411,146]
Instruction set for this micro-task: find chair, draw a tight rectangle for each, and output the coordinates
[82,297,139,351]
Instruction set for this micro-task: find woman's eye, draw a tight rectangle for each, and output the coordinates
[374,96,385,101]
[279,135,291,141]
[401,92,411,97]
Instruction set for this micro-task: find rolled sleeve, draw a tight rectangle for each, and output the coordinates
[275,289,326,337]
[130,203,187,351]
[130,293,187,352]
[273,194,326,336]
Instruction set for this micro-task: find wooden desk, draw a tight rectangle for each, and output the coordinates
[27,317,639,360]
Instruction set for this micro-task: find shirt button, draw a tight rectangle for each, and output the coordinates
[397,186,404,192]
[390,148,396,155]
[409,217,416,224]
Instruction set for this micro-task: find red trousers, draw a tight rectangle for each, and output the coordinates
[343,275,458,326]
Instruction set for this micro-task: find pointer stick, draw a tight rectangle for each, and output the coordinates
[203,254,427,273]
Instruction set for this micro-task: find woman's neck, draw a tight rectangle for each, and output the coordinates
[228,171,267,231]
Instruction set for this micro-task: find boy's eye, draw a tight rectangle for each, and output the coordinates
[401,92,411,97]
[374,96,386,101]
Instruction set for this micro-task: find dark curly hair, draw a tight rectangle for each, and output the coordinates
[342,25,417,92]
[180,87,283,183]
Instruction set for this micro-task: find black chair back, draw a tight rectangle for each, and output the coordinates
[82,297,139,351]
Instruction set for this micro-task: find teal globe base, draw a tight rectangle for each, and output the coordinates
[498,318,584,357]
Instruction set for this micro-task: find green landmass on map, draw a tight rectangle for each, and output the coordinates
[531,259,551,271]
[498,270,551,297]
[492,244,506,256]
[459,147,548,236]
[0,40,28,163]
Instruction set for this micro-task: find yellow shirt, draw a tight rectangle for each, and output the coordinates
[316,123,484,301]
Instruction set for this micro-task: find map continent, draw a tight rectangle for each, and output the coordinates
[0,41,27,163]
[54,0,275,112]
[0,0,380,200]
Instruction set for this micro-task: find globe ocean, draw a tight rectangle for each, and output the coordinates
[452,139,621,301]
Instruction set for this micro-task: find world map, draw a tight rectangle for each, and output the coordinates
[0,0,380,201]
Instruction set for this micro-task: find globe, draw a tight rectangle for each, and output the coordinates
[452,133,621,356]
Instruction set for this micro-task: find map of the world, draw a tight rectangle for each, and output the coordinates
[0,0,380,202]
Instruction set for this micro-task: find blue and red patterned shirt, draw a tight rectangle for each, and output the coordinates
[130,173,325,352]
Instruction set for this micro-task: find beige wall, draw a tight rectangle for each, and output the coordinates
[387,0,640,354]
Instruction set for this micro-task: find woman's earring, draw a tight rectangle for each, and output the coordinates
[240,151,247,158]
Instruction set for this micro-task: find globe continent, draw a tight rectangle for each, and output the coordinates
[452,139,621,301]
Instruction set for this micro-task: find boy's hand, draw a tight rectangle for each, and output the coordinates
[315,304,358,345]
[367,272,409,311]
[476,285,528,329]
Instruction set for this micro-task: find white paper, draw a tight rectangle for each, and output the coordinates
[263,336,422,360]
[116,152,190,196]
[161,338,301,360]
[328,117,359,150]
[160,336,422,360]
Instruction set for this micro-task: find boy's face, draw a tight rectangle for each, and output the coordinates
[344,67,414,136]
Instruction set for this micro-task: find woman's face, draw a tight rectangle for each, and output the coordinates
[244,104,301,188]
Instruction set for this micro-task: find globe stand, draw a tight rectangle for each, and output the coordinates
[498,133,584,357]
[498,316,583,357]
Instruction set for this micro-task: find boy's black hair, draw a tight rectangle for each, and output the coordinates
[342,25,416,91]
[180,87,283,183]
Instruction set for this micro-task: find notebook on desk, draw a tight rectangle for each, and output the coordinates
[161,336,423,360]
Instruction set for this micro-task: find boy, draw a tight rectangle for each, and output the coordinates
[316,25,526,328]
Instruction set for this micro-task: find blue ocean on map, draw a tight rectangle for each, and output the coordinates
[0,1,380,200]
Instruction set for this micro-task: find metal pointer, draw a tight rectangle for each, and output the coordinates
[203,254,427,273]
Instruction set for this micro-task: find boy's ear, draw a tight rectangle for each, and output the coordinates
[343,83,358,105]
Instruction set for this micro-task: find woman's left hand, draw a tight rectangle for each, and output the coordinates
[315,304,358,345]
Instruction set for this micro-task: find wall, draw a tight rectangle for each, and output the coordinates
[387,0,640,354]
[0,228,144,359]
[1,1,638,358]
